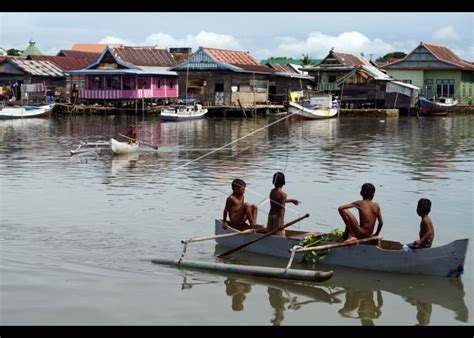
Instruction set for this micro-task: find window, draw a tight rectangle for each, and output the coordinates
[462,83,466,97]
[105,76,120,90]
[91,76,103,90]
[436,79,455,97]
[123,77,134,90]
[169,79,174,89]
[156,79,161,89]
[469,83,473,97]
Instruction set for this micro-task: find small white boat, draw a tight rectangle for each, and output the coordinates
[160,103,208,121]
[214,220,469,278]
[0,104,54,119]
[110,138,139,155]
[287,95,338,120]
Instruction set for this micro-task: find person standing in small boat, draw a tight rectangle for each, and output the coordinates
[223,179,262,231]
[407,198,435,249]
[125,125,137,144]
[338,183,383,242]
[267,172,300,237]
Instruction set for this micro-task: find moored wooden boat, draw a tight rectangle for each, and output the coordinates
[286,95,338,120]
[160,103,208,121]
[418,96,457,116]
[0,103,54,119]
[110,137,139,155]
[214,219,468,278]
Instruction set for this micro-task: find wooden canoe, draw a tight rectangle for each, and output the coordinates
[110,138,139,155]
[214,219,469,278]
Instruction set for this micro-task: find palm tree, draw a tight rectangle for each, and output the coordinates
[300,54,312,66]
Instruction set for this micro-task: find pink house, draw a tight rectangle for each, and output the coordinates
[67,45,179,100]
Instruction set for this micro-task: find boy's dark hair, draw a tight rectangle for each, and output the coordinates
[272,172,286,187]
[360,183,376,199]
[231,178,246,191]
[417,198,431,215]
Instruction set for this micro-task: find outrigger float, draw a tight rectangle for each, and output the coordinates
[152,214,334,283]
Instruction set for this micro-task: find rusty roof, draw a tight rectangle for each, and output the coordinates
[9,58,64,77]
[57,50,100,62]
[332,51,369,67]
[382,42,474,71]
[71,44,109,53]
[422,42,474,70]
[109,46,176,67]
[204,47,274,73]
[28,55,95,71]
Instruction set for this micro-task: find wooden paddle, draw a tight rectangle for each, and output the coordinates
[294,235,382,253]
[119,133,158,150]
[218,213,310,258]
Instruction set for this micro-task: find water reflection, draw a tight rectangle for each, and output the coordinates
[224,278,252,311]
[338,290,383,325]
[211,245,469,325]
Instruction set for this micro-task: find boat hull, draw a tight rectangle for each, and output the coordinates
[0,104,54,119]
[160,107,208,121]
[419,97,457,115]
[287,101,338,120]
[110,138,139,155]
[214,220,468,278]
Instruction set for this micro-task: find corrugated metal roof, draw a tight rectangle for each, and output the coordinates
[204,48,275,74]
[57,50,101,63]
[390,80,420,90]
[382,41,474,71]
[360,65,392,80]
[71,44,109,53]
[28,55,95,71]
[110,46,176,67]
[422,42,474,70]
[332,51,369,67]
[9,58,64,77]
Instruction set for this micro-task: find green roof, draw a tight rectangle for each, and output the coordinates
[20,40,43,57]
[260,58,322,66]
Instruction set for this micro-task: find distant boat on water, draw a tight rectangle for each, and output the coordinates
[418,96,457,116]
[160,99,208,121]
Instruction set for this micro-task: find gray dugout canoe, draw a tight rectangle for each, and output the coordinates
[214,219,469,278]
[151,258,333,283]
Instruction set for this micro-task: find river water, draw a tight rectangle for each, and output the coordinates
[0,113,472,325]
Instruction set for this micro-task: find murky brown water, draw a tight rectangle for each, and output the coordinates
[0,113,472,325]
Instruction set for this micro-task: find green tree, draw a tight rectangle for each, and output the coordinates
[7,48,22,56]
[301,54,312,66]
[376,51,406,63]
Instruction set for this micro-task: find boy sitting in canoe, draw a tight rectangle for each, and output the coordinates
[338,183,383,242]
[126,125,137,144]
[223,179,264,231]
[267,172,300,236]
[408,198,435,249]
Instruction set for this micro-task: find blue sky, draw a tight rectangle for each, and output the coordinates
[1,13,472,61]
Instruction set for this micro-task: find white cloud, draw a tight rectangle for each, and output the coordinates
[453,46,474,61]
[99,36,134,45]
[274,31,396,59]
[433,26,460,41]
[145,31,241,50]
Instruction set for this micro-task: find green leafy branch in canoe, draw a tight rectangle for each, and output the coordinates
[299,229,345,265]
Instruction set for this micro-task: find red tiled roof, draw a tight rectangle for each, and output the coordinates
[28,55,95,71]
[422,42,474,70]
[71,44,109,53]
[204,47,274,73]
[110,46,176,67]
[332,51,369,67]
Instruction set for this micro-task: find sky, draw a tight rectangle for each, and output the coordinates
[1,13,473,61]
